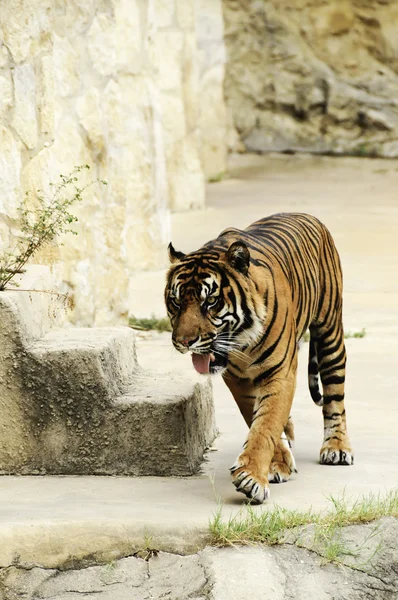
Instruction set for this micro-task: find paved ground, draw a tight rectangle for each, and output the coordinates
[2,518,398,599]
[1,154,397,579]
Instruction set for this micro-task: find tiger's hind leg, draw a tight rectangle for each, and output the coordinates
[312,324,354,466]
[284,414,295,447]
[268,421,298,483]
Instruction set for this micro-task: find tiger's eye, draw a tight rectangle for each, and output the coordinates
[206,296,218,306]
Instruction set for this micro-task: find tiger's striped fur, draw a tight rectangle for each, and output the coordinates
[165,213,353,504]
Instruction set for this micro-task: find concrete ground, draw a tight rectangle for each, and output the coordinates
[1,154,397,576]
[3,518,398,599]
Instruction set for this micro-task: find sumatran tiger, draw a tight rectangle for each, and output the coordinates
[165,213,353,504]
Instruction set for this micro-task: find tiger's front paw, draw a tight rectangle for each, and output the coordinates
[230,456,269,504]
[320,438,354,465]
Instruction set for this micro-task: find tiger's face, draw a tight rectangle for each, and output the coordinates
[165,240,262,375]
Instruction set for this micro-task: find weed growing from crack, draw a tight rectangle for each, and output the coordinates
[316,528,360,565]
[133,534,160,562]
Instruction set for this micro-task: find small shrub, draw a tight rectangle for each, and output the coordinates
[0,165,106,291]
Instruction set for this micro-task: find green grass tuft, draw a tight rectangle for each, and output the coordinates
[302,328,366,343]
[210,503,315,547]
[347,328,366,339]
[208,171,227,183]
[129,314,171,332]
[209,490,398,564]
[209,504,310,548]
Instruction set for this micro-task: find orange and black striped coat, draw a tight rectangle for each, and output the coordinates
[165,213,353,504]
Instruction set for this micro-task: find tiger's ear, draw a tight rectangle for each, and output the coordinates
[168,242,185,263]
[226,241,250,275]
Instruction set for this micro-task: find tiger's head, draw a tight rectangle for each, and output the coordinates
[164,240,264,375]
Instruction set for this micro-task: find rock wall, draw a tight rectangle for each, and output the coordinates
[223,0,398,157]
[0,0,227,325]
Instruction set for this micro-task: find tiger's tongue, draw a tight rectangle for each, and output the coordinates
[192,353,211,374]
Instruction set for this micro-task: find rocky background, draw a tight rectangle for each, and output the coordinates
[0,0,227,325]
[223,0,398,156]
[1,0,397,325]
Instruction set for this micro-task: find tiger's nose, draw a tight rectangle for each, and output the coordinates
[175,336,198,348]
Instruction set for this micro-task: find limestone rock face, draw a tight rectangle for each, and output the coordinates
[223,0,398,157]
[0,0,227,325]
[196,0,228,178]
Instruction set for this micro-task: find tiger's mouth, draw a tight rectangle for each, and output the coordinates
[191,350,228,374]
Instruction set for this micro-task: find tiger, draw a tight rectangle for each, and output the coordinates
[164,213,353,504]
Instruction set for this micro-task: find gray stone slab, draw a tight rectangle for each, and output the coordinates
[202,546,286,600]
[1,554,208,600]
[201,536,398,600]
[38,557,148,599]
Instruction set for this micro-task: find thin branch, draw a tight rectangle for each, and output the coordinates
[0,166,106,291]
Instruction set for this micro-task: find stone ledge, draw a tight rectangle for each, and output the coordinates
[114,372,215,476]
[0,518,211,570]
[15,365,215,476]
[0,267,215,476]
[1,519,397,599]
[26,327,139,405]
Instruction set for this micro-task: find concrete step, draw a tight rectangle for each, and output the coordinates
[0,267,215,477]
[17,357,215,476]
[112,370,215,476]
[26,326,138,401]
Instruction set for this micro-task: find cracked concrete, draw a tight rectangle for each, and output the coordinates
[1,518,397,599]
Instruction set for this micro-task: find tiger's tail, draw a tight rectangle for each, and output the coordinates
[308,334,323,406]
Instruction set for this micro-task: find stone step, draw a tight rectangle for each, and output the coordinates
[26,326,138,402]
[13,361,214,477]
[112,370,215,476]
[0,267,216,477]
